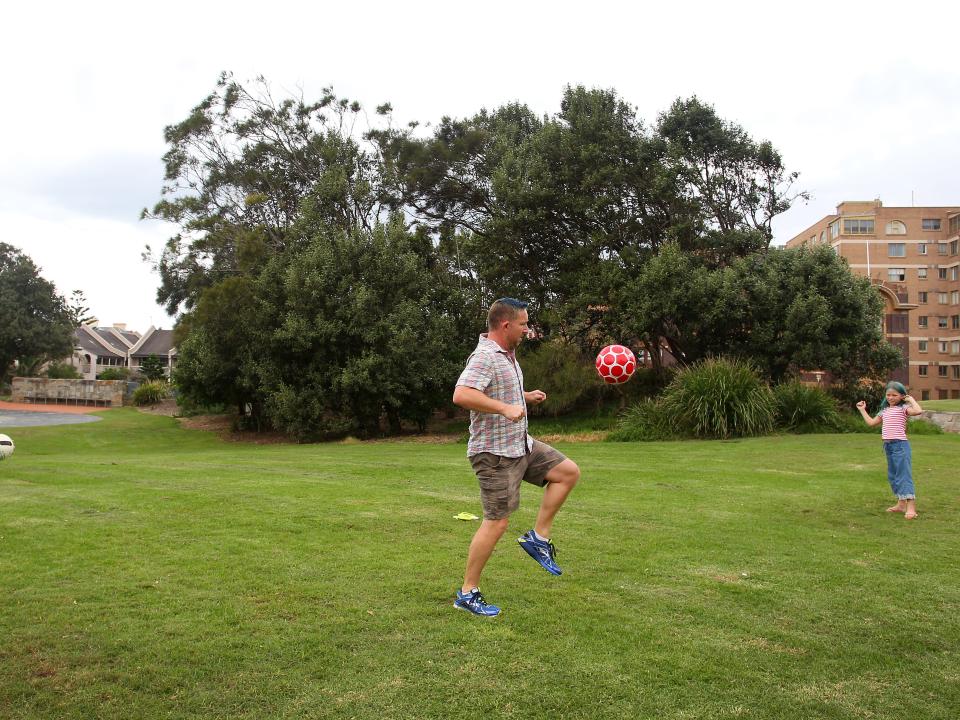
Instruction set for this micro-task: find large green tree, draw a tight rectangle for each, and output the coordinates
[172,276,262,418]
[139,354,167,382]
[614,242,902,383]
[657,96,808,249]
[374,86,681,333]
[252,216,471,439]
[143,73,389,315]
[156,76,843,432]
[0,243,75,382]
[374,88,805,348]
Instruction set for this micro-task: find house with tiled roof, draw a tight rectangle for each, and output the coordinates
[128,329,176,377]
[70,324,177,379]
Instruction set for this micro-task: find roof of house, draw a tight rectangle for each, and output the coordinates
[73,325,177,359]
[74,327,126,358]
[132,329,176,357]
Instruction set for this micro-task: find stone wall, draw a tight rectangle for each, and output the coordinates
[11,378,126,407]
[920,411,960,434]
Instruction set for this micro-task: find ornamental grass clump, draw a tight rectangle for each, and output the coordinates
[608,398,675,441]
[132,381,168,406]
[660,357,775,439]
[772,381,841,433]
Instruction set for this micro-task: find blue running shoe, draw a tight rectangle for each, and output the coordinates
[454,588,501,617]
[518,530,562,575]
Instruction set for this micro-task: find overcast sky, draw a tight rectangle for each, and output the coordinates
[2,0,958,333]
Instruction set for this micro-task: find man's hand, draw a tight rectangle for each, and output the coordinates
[501,404,526,423]
[525,389,547,405]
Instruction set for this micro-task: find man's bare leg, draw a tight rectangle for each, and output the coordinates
[534,459,580,539]
[462,518,509,592]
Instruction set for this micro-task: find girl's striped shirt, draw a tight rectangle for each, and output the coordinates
[881,404,909,440]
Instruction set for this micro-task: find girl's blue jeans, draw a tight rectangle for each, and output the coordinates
[883,439,915,500]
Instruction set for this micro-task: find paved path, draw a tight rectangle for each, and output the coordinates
[0,401,105,427]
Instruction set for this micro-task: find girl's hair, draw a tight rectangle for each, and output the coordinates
[878,380,908,410]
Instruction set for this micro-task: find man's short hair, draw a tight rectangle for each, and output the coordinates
[487,297,528,329]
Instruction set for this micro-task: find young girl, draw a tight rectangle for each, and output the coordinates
[856,381,923,519]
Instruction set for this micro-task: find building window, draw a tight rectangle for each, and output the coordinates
[939,317,949,329]
[819,231,825,243]
[888,268,906,281]
[938,366,948,377]
[844,219,875,234]
[953,291,960,305]
[938,243,948,255]
[950,216,960,234]
[885,221,906,235]
[922,218,942,231]
[952,315,960,329]
[921,389,930,400]
[953,341,960,355]
[918,340,928,352]
[918,243,927,255]
[888,243,906,257]
[830,221,839,239]
[951,240,959,255]
[938,268,948,280]
[939,341,949,353]
[938,292,949,304]
[955,366,960,379]
[917,268,927,280]
[952,267,959,281]
[918,316,928,328]
[918,291,928,304]
[886,314,909,333]
[918,366,928,377]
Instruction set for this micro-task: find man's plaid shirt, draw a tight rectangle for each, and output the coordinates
[456,334,533,458]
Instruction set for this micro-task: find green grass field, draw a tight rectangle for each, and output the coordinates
[2,410,959,719]
[924,399,960,412]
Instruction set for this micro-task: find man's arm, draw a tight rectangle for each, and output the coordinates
[524,390,546,405]
[453,385,525,422]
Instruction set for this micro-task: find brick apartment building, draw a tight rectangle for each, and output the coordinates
[786,200,960,401]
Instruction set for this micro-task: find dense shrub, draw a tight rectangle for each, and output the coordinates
[908,418,944,435]
[830,378,886,415]
[132,381,168,406]
[520,340,602,417]
[609,367,675,406]
[174,396,227,418]
[834,411,943,435]
[44,361,81,380]
[773,382,841,433]
[265,383,356,440]
[833,412,878,434]
[607,398,674,441]
[98,368,130,381]
[660,357,775,439]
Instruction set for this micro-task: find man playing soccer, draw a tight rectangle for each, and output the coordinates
[452,297,581,617]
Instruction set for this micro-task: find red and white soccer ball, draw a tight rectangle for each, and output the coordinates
[595,345,636,385]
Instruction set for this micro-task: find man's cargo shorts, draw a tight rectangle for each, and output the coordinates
[469,439,567,520]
